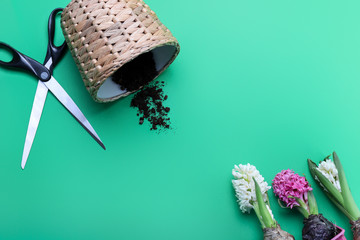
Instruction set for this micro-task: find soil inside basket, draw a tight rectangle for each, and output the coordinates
[111,51,158,92]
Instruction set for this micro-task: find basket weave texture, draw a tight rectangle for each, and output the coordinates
[61,0,180,102]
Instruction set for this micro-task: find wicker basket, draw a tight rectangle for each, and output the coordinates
[61,0,180,102]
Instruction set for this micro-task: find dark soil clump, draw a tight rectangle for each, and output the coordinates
[112,51,158,91]
[130,81,171,131]
[302,214,337,240]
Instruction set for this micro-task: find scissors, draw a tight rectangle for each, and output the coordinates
[0,8,106,169]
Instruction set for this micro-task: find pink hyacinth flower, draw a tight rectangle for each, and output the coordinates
[272,169,312,209]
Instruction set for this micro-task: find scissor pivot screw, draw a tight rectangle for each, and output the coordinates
[40,72,49,81]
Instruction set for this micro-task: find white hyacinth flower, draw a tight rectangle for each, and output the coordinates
[232,163,271,213]
[316,159,341,192]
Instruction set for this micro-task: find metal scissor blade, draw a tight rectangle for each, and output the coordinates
[21,81,49,169]
[43,76,106,150]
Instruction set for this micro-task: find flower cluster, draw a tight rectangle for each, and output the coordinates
[232,164,271,213]
[272,169,312,208]
[316,159,341,192]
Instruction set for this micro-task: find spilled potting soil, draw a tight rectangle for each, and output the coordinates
[111,51,171,131]
[131,81,171,131]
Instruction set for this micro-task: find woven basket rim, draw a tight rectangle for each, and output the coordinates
[94,41,180,102]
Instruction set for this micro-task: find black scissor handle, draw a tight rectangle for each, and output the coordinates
[0,42,51,82]
[44,8,67,73]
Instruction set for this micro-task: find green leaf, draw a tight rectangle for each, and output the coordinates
[253,202,266,229]
[326,193,355,220]
[307,159,344,205]
[254,178,276,228]
[333,151,360,221]
[307,191,318,215]
[308,158,318,180]
[314,168,344,205]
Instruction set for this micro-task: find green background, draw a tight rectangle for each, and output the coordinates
[1,0,360,239]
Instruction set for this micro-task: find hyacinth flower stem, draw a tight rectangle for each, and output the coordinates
[308,191,318,215]
[253,202,266,229]
[290,196,310,218]
[254,178,276,229]
[333,152,360,221]
[289,191,318,218]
